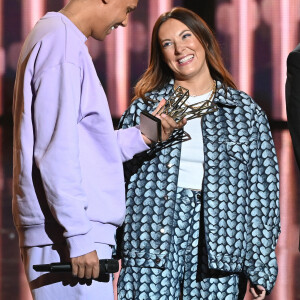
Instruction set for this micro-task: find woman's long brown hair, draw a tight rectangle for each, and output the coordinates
[132,7,236,102]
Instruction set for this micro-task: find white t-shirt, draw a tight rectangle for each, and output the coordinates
[177,90,213,190]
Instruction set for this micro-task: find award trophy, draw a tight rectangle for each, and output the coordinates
[140,83,218,142]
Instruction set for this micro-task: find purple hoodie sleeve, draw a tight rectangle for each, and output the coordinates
[33,62,95,258]
[115,126,149,162]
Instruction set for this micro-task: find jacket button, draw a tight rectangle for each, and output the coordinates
[160,228,165,234]
[155,258,161,264]
[197,193,202,200]
[164,195,168,200]
[167,163,173,168]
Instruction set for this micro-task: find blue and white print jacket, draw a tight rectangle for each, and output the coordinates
[118,80,280,293]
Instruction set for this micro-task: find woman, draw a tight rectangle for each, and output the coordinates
[116,7,280,300]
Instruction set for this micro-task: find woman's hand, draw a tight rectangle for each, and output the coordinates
[249,283,266,299]
[159,112,186,141]
[142,99,187,144]
[113,260,122,300]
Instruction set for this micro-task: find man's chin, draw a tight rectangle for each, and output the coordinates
[107,26,116,36]
[91,31,107,41]
[92,27,115,41]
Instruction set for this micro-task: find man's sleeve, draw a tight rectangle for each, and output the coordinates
[243,108,280,294]
[33,63,95,258]
[115,100,149,162]
[286,49,300,169]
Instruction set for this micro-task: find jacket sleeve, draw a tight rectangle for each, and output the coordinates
[33,63,95,258]
[286,49,300,170]
[243,107,280,293]
[118,100,141,129]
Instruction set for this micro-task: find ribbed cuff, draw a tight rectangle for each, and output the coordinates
[66,230,96,258]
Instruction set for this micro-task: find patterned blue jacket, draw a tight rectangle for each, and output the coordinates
[118,80,280,293]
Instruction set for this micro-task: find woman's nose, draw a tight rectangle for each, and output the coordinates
[174,42,185,54]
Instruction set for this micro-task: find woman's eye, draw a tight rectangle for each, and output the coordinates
[182,33,192,39]
[162,41,172,48]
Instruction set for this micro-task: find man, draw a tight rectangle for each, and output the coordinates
[12,0,185,299]
[286,44,300,169]
[286,43,300,251]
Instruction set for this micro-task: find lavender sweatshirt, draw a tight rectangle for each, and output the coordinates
[12,12,148,258]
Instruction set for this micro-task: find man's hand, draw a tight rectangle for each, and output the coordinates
[249,283,266,299]
[70,250,99,279]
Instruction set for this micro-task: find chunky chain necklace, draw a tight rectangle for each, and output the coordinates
[184,80,216,110]
[189,80,216,97]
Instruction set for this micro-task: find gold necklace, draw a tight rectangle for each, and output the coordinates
[184,80,216,110]
[188,80,216,97]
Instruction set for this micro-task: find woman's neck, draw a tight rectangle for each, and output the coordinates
[174,76,215,97]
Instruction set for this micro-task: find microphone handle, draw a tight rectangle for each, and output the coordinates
[33,259,119,274]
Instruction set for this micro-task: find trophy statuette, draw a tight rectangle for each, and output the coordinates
[140,82,218,142]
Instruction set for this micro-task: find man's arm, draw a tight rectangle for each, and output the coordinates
[115,99,186,162]
[286,48,300,169]
[33,62,98,277]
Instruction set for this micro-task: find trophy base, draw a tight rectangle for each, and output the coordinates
[140,111,162,143]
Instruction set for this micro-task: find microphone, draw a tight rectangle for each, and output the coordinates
[33,259,119,280]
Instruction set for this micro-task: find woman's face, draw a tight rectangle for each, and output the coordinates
[158,18,209,81]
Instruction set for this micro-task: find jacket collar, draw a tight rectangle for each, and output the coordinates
[213,81,237,107]
[146,79,239,108]
[154,79,239,107]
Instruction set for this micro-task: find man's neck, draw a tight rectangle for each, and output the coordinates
[59,1,93,38]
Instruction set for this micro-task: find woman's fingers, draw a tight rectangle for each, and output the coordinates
[249,284,266,300]
[152,99,166,116]
[159,114,186,141]
[148,98,187,142]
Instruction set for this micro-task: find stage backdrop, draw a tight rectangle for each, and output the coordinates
[1,0,299,120]
[0,1,300,300]
[215,0,300,121]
